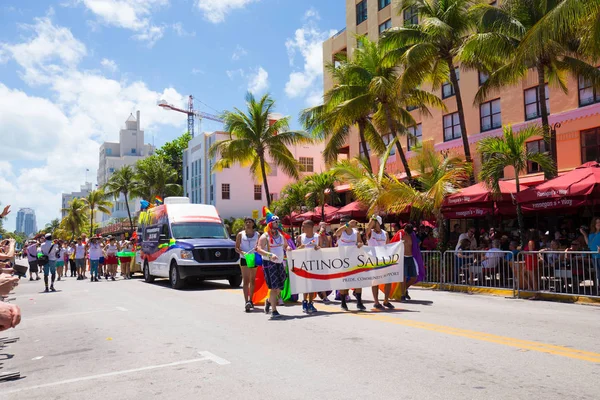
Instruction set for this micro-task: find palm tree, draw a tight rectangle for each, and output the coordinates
[104,165,137,235]
[44,218,61,236]
[378,141,471,246]
[464,0,600,178]
[332,137,399,213]
[382,0,476,166]
[301,57,384,172]
[305,171,338,220]
[348,36,445,181]
[272,181,313,217]
[478,125,554,245]
[61,198,88,240]
[84,190,112,237]
[210,92,313,207]
[135,156,182,201]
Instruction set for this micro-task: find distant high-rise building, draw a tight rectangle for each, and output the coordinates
[97,111,155,223]
[16,208,37,237]
[61,182,93,218]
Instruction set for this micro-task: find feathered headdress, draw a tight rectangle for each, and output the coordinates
[262,206,294,249]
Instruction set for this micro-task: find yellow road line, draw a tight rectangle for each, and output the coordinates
[315,303,600,363]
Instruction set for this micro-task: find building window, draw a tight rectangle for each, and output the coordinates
[526,140,548,173]
[480,99,502,132]
[106,148,112,156]
[109,168,114,173]
[442,68,459,99]
[378,0,390,10]
[443,112,462,141]
[131,148,136,154]
[356,1,368,25]
[221,184,230,200]
[524,84,550,121]
[267,163,277,177]
[210,185,214,202]
[382,133,397,155]
[581,127,600,163]
[407,124,423,150]
[299,157,314,172]
[379,19,392,35]
[404,6,418,25]
[478,70,489,86]
[579,74,600,107]
[254,185,262,201]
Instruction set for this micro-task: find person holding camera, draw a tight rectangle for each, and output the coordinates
[26,240,41,281]
[39,234,58,292]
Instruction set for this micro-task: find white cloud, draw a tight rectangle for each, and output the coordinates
[231,45,247,61]
[226,68,245,80]
[191,68,205,75]
[284,10,336,106]
[100,58,117,72]
[0,17,186,230]
[172,22,195,37]
[196,0,257,23]
[79,0,168,45]
[247,66,268,94]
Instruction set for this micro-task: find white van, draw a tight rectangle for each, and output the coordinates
[137,197,241,289]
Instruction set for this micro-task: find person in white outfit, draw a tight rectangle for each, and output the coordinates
[335,217,365,311]
[367,215,395,310]
[296,220,324,314]
[235,218,261,313]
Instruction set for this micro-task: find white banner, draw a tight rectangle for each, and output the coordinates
[288,242,404,293]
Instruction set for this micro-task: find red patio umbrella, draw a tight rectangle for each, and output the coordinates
[325,201,368,223]
[442,181,527,218]
[516,162,600,212]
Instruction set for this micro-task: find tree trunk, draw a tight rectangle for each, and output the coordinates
[537,66,556,179]
[358,119,373,172]
[514,172,527,247]
[259,153,271,207]
[436,211,446,251]
[383,103,413,181]
[89,207,94,238]
[124,191,133,237]
[447,60,473,173]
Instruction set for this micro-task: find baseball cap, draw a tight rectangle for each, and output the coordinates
[44,233,52,240]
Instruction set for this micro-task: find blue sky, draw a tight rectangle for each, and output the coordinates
[0,0,346,231]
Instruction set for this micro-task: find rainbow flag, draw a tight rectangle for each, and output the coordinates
[154,196,164,205]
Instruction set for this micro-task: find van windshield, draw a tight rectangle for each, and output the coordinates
[171,222,229,240]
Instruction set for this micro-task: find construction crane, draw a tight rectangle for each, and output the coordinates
[157,95,223,137]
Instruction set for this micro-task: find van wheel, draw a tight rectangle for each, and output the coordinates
[170,262,186,290]
[143,260,155,283]
[228,275,242,288]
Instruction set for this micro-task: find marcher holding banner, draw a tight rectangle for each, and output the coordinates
[335,217,366,311]
[296,220,325,314]
[235,217,260,313]
[367,216,394,310]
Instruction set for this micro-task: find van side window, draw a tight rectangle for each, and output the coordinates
[161,224,171,238]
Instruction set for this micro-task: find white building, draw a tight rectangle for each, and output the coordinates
[61,182,93,218]
[182,114,326,219]
[97,111,155,223]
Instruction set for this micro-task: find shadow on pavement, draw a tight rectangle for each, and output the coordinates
[147,279,236,292]
[401,299,433,306]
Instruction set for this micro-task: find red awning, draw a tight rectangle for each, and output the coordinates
[442,181,525,218]
[314,204,339,216]
[325,201,368,223]
[516,162,600,211]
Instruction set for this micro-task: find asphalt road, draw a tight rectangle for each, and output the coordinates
[1,261,600,400]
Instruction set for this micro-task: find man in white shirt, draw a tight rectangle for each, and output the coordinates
[40,234,58,292]
[74,238,87,280]
[26,240,40,281]
[455,227,477,251]
[482,240,504,270]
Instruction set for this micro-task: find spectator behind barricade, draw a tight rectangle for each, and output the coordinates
[482,240,503,269]
[421,230,438,251]
[505,241,520,261]
[540,234,551,250]
[580,218,600,286]
[523,230,541,298]
[540,240,561,268]
[455,227,477,251]
[500,235,510,251]
[449,224,460,248]
[455,238,474,283]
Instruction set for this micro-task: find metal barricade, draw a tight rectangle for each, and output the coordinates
[441,250,515,293]
[421,250,443,284]
[515,251,599,298]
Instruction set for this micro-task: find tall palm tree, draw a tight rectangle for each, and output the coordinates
[60,198,88,240]
[84,190,112,237]
[44,218,61,236]
[464,0,600,178]
[332,137,399,213]
[378,141,471,246]
[134,156,182,201]
[305,171,338,220]
[104,165,137,235]
[382,0,476,166]
[301,57,385,172]
[210,92,313,207]
[349,36,445,181]
[478,125,554,245]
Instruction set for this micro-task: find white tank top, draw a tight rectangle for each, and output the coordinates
[106,244,118,255]
[338,229,358,247]
[263,233,285,262]
[368,229,387,246]
[301,233,318,248]
[240,230,258,253]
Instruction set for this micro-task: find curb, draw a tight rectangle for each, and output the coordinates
[415,282,600,305]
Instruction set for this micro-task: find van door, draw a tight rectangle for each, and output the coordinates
[155,223,172,277]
